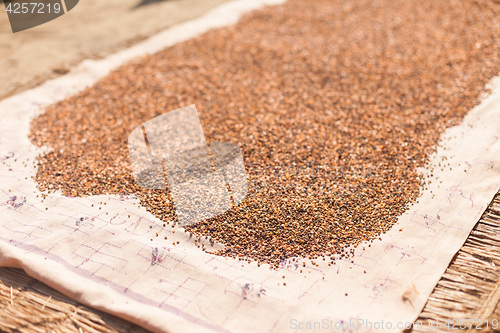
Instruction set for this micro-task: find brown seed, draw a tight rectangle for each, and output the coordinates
[28,0,499,268]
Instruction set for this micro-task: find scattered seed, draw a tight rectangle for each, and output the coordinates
[28,0,500,268]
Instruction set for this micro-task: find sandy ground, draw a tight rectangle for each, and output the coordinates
[0,0,229,99]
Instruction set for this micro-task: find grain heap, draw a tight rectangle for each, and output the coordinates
[29,0,500,266]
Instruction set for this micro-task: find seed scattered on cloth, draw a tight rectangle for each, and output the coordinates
[29,0,500,267]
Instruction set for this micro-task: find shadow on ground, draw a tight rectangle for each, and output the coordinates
[134,0,172,8]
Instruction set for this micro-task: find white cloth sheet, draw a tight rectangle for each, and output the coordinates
[0,0,499,331]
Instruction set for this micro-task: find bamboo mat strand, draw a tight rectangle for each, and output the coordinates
[0,267,150,333]
[414,190,500,332]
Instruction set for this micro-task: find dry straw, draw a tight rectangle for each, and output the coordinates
[414,192,500,332]
[0,267,150,333]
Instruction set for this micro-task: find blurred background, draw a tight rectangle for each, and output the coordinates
[0,0,229,99]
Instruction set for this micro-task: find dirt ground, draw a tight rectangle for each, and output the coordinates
[0,0,229,99]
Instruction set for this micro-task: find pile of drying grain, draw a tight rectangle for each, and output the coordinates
[30,0,500,266]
